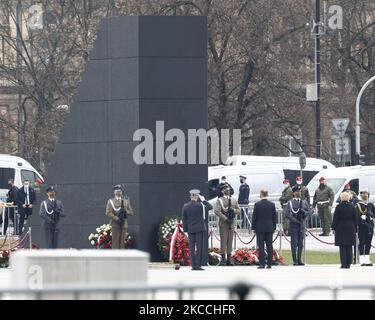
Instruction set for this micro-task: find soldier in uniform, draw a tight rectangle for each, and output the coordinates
[216,176,234,197]
[16,179,36,235]
[293,176,310,204]
[106,185,134,249]
[238,175,250,229]
[356,189,374,266]
[285,185,310,266]
[337,184,359,206]
[182,189,213,270]
[39,186,65,249]
[313,177,335,236]
[279,179,293,236]
[214,185,241,266]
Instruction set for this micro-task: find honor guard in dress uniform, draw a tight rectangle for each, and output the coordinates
[106,185,134,249]
[279,179,293,236]
[182,189,213,270]
[216,176,234,197]
[312,177,334,236]
[238,175,250,229]
[214,185,241,266]
[39,186,65,248]
[16,179,36,235]
[292,176,310,204]
[356,189,374,266]
[285,185,310,266]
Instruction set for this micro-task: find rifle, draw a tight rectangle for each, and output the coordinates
[226,195,235,225]
[118,197,128,225]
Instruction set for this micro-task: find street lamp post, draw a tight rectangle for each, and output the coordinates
[354,75,375,165]
[314,0,322,159]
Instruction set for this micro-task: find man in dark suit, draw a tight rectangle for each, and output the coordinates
[251,189,277,269]
[3,177,18,235]
[16,179,36,235]
[182,189,212,271]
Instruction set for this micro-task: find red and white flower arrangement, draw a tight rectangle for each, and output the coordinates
[89,224,134,249]
[232,248,285,266]
[157,216,190,266]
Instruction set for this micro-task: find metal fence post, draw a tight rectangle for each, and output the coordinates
[29,227,32,250]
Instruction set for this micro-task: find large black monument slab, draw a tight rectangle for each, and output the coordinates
[28,16,208,260]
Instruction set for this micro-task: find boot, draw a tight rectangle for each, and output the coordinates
[292,250,298,266]
[297,249,305,266]
[365,255,373,266]
[220,254,226,266]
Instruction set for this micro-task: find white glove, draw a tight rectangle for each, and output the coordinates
[199,195,205,201]
[361,215,366,220]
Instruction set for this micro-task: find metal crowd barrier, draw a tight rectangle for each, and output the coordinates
[0,282,275,300]
[292,285,375,300]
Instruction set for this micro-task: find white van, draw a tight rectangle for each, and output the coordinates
[225,155,335,185]
[0,154,44,201]
[208,164,285,208]
[306,165,375,212]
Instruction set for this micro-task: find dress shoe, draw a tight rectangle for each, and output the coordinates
[266,265,272,269]
[257,265,265,269]
[192,267,205,271]
[293,262,299,266]
[297,261,305,266]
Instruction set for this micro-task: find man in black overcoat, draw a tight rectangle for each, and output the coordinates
[251,189,277,269]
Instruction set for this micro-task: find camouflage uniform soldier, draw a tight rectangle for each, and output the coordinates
[279,179,293,236]
[293,176,310,204]
[313,177,335,236]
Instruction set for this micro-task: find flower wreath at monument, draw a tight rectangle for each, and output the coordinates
[88,224,134,249]
[231,248,285,266]
[157,216,190,266]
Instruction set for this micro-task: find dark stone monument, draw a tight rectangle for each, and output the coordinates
[28,16,208,260]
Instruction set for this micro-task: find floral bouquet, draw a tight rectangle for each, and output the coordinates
[89,224,134,249]
[89,224,112,249]
[252,248,285,265]
[208,248,222,266]
[231,248,259,265]
[157,216,190,266]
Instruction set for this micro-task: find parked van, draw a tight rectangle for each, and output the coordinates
[306,166,375,212]
[208,164,285,208]
[0,154,44,201]
[225,155,335,185]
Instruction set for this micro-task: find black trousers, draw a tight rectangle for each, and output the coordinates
[290,225,304,260]
[358,230,373,255]
[188,231,203,269]
[3,207,15,235]
[18,208,32,235]
[44,225,59,249]
[257,232,273,267]
[339,245,353,267]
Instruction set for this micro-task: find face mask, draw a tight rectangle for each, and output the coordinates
[283,184,289,187]
[297,181,302,185]
[24,184,29,188]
